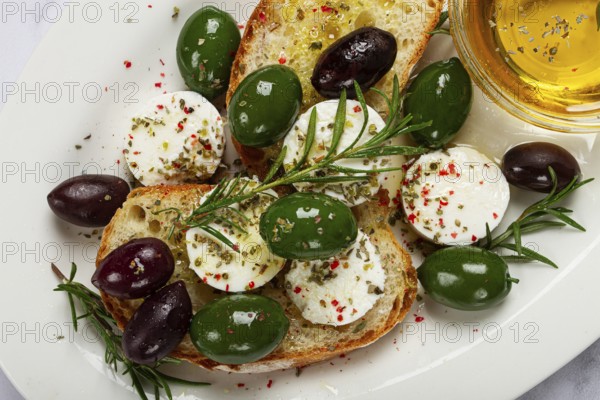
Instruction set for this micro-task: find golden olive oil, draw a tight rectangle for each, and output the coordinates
[462,0,600,119]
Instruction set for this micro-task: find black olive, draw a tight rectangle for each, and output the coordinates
[47,175,130,227]
[92,238,175,300]
[122,281,192,365]
[311,27,397,98]
[502,142,581,193]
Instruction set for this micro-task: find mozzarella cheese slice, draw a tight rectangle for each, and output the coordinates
[285,230,385,326]
[124,91,224,186]
[401,147,510,246]
[282,100,388,207]
[186,178,286,292]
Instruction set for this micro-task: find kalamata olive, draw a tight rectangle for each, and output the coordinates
[405,58,473,148]
[228,65,302,148]
[190,294,289,365]
[311,27,397,98]
[122,281,192,365]
[176,6,241,100]
[259,192,358,260]
[92,238,174,299]
[47,174,130,227]
[502,142,581,193]
[418,247,517,311]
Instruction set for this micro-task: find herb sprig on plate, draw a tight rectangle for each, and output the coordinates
[52,263,210,400]
[482,167,594,267]
[160,76,430,250]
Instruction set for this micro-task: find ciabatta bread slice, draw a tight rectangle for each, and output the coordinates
[226,0,444,179]
[98,184,416,372]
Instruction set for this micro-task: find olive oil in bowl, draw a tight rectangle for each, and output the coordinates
[450,0,600,131]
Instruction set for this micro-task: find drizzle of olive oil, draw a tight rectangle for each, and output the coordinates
[466,0,600,118]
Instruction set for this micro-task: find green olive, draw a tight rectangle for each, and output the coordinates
[228,65,302,148]
[404,58,473,149]
[176,6,241,100]
[259,192,358,260]
[417,247,517,311]
[189,294,289,365]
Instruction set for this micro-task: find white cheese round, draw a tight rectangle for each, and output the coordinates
[401,147,510,246]
[282,100,389,207]
[285,230,385,326]
[186,178,286,292]
[124,91,224,186]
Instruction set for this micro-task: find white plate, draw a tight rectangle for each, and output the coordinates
[0,1,599,399]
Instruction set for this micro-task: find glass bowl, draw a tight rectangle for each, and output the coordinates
[448,0,600,133]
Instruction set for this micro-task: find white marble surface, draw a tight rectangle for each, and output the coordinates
[1,1,598,399]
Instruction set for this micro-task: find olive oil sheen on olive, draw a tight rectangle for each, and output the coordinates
[463,0,600,117]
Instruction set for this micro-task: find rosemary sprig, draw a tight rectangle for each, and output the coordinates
[482,167,594,268]
[429,11,450,35]
[166,77,429,250]
[52,263,209,400]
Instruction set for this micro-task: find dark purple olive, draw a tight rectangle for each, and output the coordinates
[47,174,130,227]
[311,27,397,98]
[502,142,581,193]
[122,281,192,365]
[92,238,174,299]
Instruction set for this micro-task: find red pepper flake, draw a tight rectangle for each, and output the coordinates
[415,315,425,323]
[172,162,181,169]
[154,82,162,88]
[225,284,230,292]
[439,169,449,176]
[128,134,134,140]
[177,122,184,131]
[336,306,344,313]
[340,353,346,358]
[449,190,455,195]
[123,60,132,69]
[493,212,498,219]
[159,59,165,66]
[439,199,449,206]
[438,218,444,226]
[448,163,457,174]
[237,24,245,29]
[204,143,212,150]
[258,11,266,22]
[471,235,478,242]
[156,104,164,110]
[293,286,302,294]
[321,5,333,12]
[337,315,344,322]
[133,151,141,155]
[330,260,340,270]
[160,72,165,78]
[248,281,255,289]
[312,8,317,12]
[353,105,362,113]
[479,180,484,185]
[572,68,578,72]
[451,232,458,239]
[202,277,208,283]
[233,244,240,252]
[147,4,152,8]
[237,383,245,388]
[267,380,273,389]
[407,213,417,224]
[214,274,221,281]
[190,134,197,139]
[331,299,339,307]
[278,55,287,64]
